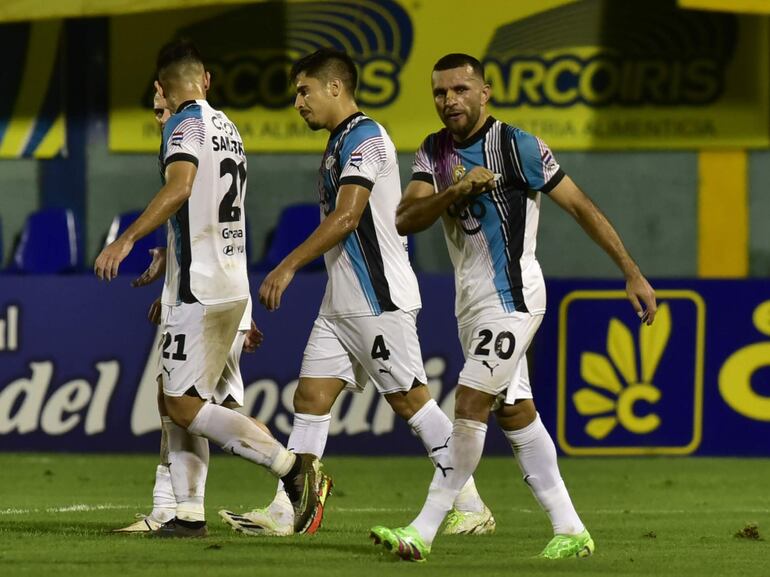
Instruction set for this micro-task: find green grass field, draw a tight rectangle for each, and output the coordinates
[1,454,769,576]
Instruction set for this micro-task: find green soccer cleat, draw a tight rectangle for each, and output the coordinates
[370,525,431,563]
[442,505,496,535]
[538,530,595,559]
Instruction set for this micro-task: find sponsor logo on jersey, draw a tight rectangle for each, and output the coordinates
[482,0,736,108]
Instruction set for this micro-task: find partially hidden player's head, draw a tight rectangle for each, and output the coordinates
[290,48,358,132]
[156,38,210,113]
[153,87,171,131]
[431,53,490,142]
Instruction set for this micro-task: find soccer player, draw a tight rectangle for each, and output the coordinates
[112,89,271,534]
[95,39,328,537]
[219,48,493,537]
[369,53,657,561]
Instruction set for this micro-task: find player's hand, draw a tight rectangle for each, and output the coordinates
[457,167,496,197]
[242,319,264,353]
[94,238,134,281]
[131,247,167,287]
[626,273,657,325]
[259,263,296,311]
[147,297,162,325]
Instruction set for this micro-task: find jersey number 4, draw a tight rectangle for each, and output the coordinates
[219,158,246,223]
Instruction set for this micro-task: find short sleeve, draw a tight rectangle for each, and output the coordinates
[512,128,565,193]
[162,108,205,168]
[338,120,387,191]
[411,135,434,185]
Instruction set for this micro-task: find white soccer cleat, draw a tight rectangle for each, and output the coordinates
[441,505,496,535]
[218,507,294,536]
[112,514,164,533]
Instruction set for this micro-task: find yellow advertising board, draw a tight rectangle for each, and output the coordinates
[0,20,65,159]
[109,0,769,152]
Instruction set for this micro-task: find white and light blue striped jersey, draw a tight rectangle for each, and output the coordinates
[412,117,564,325]
[318,112,421,318]
[160,99,249,307]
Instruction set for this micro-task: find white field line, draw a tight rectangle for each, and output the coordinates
[331,507,770,515]
[1,504,769,516]
[0,503,136,516]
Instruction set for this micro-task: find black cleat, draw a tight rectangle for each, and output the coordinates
[151,517,208,538]
[281,453,322,534]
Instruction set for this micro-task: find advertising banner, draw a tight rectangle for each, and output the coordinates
[1,276,769,456]
[0,20,66,158]
[109,0,769,152]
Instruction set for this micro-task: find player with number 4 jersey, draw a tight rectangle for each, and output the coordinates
[219,48,494,538]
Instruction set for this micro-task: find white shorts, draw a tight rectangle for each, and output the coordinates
[300,310,427,395]
[458,310,543,401]
[158,299,247,402]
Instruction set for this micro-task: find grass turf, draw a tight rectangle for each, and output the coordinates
[1,454,768,576]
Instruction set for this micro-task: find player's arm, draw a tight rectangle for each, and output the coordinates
[548,175,657,324]
[395,168,495,235]
[94,162,196,281]
[259,183,371,311]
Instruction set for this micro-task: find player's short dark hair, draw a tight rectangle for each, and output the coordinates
[290,48,358,94]
[156,38,204,78]
[433,53,485,80]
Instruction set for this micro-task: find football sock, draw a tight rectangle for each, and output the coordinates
[151,418,177,522]
[411,419,487,545]
[187,402,295,477]
[274,412,330,514]
[166,418,209,522]
[408,399,485,513]
[504,413,585,535]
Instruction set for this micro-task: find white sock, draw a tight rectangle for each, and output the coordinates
[166,417,209,522]
[411,419,487,545]
[187,402,295,477]
[151,418,177,522]
[504,413,585,535]
[408,400,485,513]
[273,412,331,516]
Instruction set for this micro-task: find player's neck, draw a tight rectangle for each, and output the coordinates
[452,112,490,143]
[326,102,360,132]
[167,90,205,113]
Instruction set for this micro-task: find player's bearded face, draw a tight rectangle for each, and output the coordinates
[431,66,488,140]
[294,73,330,131]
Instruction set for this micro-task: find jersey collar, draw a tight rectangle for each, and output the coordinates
[175,99,199,114]
[330,111,364,139]
[453,115,496,149]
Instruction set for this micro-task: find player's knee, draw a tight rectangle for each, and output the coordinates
[163,396,198,429]
[293,382,332,415]
[454,385,494,422]
[384,392,415,420]
[495,399,537,430]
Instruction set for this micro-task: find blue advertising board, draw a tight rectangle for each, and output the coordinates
[0,275,768,456]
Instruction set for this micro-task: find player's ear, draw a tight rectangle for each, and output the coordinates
[154,80,165,100]
[480,83,490,106]
[329,78,341,98]
[204,70,211,92]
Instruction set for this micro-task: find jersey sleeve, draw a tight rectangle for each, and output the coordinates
[411,135,434,185]
[162,109,205,168]
[512,128,565,193]
[338,120,387,191]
